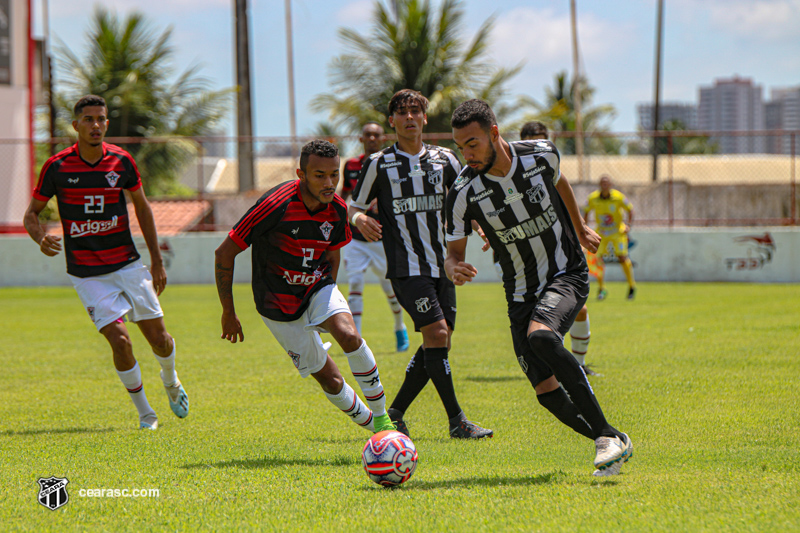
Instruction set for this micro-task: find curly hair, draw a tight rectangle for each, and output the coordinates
[299,139,339,173]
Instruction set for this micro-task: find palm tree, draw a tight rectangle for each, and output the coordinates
[310,0,520,136]
[54,8,232,195]
[515,71,618,155]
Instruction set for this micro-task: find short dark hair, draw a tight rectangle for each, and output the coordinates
[520,121,549,140]
[74,95,107,117]
[387,89,429,116]
[362,121,384,132]
[299,139,339,173]
[450,99,496,132]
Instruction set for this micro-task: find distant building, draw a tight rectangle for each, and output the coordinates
[698,76,765,154]
[765,86,800,154]
[637,102,697,131]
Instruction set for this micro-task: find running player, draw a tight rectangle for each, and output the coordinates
[23,95,189,430]
[446,99,632,475]
[214,140,396,434]
[583,175,636,300]
[348,89,492,439]
[340,122,409,352]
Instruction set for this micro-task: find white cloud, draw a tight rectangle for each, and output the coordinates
[51,0,230,19]
[488,7,636,73]
[671,0,800,43]
[334,0,375,26]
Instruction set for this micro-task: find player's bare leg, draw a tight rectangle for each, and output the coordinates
[138,317,188,418]
[379,278,409,352]
[101,320,157,429]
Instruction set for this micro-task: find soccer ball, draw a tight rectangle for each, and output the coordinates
[361,430,418,487]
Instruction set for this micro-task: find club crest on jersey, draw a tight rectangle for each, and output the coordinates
[526,184,546,204]
[453,174,471,191]
[503,187,524,205]
[427,169,443,186]
[287,351,301,369]
[86,307,95,322]
[105,171,121,187]
[415,297,431,313]
[319,221,333,240]
[37,476,69,511]
[408,164,425,178]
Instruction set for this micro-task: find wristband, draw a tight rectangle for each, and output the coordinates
[351,212,363,226]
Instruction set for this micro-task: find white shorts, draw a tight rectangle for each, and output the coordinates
[69,260,163,331]
[261,284,351,378]
[343,239,387,278]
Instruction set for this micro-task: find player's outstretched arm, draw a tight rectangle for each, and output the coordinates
[130,188,166,295]
[215,236,244,343]
[347,205,382,242]
[556,175,601,253]
[445,238,477,286]
[23,198,62,257]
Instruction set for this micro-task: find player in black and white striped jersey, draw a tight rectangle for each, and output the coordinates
[348,89,492,439]
[445,99,632,475]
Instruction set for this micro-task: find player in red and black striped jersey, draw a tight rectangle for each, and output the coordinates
[340,122,409,352]
[214,140,397,435]
[23,95,189,431]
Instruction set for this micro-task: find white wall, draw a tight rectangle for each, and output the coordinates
[1,227,797,287]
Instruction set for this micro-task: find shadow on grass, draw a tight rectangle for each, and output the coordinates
[465,375,526,383]
[181,455,360,470]
[363,471,620,491]
[0,427,115,437]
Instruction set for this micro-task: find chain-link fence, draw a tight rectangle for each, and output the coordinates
[2,130,796,233]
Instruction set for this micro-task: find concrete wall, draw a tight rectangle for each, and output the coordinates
[1,227,797,287]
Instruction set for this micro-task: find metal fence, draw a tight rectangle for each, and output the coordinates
[2,130,796,233]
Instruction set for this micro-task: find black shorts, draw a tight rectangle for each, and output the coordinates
[508,270,589,384]
[391,276,457,332]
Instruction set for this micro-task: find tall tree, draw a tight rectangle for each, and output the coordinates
[55,8,232,195]
[516,71,618,155]
[311,0,520,136]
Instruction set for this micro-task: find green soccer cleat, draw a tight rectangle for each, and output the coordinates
[373,413,397,433]
[597,289,608,301]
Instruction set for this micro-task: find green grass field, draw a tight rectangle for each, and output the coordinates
[2,281,799,531]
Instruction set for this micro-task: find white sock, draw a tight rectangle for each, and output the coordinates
[116,362,156,421]
[154,338,178,386]
[345,340,387,418]
[569,318,590,366]
[324,382,374,431]
[381,279,405,331]
[348,273,365,334]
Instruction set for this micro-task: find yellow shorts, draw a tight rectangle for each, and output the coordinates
[597,232,628,258]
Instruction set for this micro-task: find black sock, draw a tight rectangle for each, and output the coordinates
[423,347,462,420]
[389,346,429,414]
[537,388,594,439]
[528,329,617,439]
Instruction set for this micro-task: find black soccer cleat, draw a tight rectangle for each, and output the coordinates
[449,414,493,439]
[387,408,410,437]
[627,287,636,300]
[581,364,601,377]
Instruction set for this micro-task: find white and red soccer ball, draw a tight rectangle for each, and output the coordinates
[361,430,418,487]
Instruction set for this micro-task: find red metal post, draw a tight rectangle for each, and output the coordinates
[791,132,796,225]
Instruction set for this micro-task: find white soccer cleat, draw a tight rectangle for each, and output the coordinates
[161,370,189,418]
[594,434,627,470]
[322,342,333,352]
[139,414,158,430]
[593,433,633,476]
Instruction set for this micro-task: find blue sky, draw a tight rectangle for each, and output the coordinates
[43,0,800,136]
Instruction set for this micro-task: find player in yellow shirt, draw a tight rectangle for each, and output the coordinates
[583,175,636,300]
